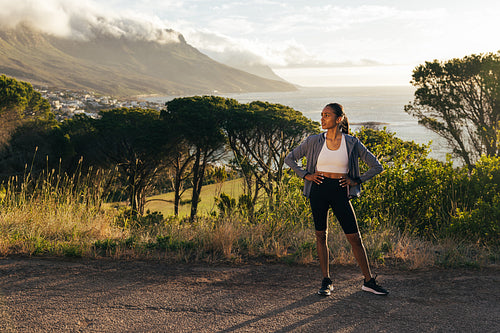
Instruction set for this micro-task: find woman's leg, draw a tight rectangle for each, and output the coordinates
[345,232,372,282]
[315,230,329,278]
[329,182,372,282]
[309,182,331,279]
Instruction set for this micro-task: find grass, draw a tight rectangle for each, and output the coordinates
[0,171,497,268]
[145,178,244,217]
[0,169,125,257]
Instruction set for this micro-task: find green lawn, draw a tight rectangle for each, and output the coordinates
[145,178,244,217]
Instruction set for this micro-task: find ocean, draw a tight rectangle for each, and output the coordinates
[148,86,450,161]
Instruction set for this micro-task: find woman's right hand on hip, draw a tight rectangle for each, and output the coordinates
[305,172,324,184]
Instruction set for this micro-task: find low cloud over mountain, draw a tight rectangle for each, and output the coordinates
[0,0,181,44]
[0,1,295,96]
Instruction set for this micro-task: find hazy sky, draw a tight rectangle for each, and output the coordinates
[2,0,499,87]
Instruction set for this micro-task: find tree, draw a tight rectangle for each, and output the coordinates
[163,96,237,220]
[0,117,67,179]
[225,101,319,210]
[0,75,52,147]
[0,75,51,118]
[65,108,178,216]
[405,52,500,169]
[167,144,195,216]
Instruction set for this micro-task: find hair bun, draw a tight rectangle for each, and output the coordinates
[326,103,348,133]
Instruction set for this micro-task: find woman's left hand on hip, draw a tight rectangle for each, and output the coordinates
[340,177,358,187]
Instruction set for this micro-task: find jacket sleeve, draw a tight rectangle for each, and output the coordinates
[285,137,310,179]
[357,140,383,183]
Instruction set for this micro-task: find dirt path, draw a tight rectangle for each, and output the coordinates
[0,258,499,332]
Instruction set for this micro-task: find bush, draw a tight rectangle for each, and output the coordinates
[215,192,236,217]
[447,156,500,244]
[353,128,499,246]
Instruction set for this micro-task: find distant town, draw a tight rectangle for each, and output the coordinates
[38,88,166,121]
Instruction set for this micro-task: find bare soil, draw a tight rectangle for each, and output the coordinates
[1,258,499,332]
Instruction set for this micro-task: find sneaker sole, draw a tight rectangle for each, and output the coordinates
[362,285,388,295]
[318,290,331,296]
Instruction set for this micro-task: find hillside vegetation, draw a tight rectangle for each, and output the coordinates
[0,75,498,268]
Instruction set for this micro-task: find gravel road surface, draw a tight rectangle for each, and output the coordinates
[1,258,499,332]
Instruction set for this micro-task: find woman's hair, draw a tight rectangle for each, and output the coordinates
[325,103,349,134]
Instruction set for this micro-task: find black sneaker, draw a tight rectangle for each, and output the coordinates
[318,277,333,296]
[362,277,389,295]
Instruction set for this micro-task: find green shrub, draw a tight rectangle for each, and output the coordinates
[447,156,500,244]
[353,128,499,245]
[61,243,83,258]
[93,239,119,255]
[155,235,195,251]
[215,192,236,217]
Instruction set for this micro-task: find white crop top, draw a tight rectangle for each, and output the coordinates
[316,133,349,173]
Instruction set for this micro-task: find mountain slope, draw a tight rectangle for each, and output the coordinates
[0,26,296,97]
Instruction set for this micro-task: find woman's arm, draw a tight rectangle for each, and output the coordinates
[285,138,310,179]
[357,140,383,183]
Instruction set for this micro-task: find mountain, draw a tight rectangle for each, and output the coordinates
[228,63,288,82]
[0,26,296,97]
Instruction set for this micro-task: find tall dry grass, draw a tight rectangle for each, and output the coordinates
[0,167,124,257]
[0,169,496,268]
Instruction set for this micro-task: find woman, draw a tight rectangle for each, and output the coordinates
[285,103,388,296]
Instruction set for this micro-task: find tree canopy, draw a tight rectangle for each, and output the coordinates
[224,101,319,210]
[0,74,51,120]
[63,108,179,216]
[0,75,52,148]
[163,96,238,220]
[405,52,500,169]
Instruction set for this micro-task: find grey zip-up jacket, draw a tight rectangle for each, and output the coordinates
[285,132,383,198]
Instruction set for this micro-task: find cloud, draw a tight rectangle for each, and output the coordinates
[181,28,324,68]
[186,30,264,66]
[170,2,449,69]
[183,29,386,70]
[0,0,419,69]
[0,0,181,43]
[2,0,473,73]
[0,0,73,36]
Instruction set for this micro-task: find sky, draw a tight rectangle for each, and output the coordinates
[1,0,499,87]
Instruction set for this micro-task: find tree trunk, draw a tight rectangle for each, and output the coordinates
[173,166,182,216]
[128,171,139,217]
[137,188,146,216]
[190,148,202,221]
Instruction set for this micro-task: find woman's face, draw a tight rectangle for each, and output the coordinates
[321,106,340,130]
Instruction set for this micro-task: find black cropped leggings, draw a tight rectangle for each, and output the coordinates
[309,178,359,234]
